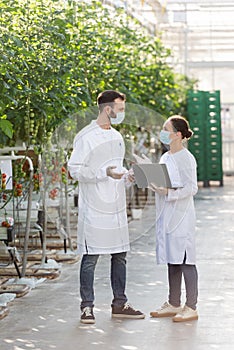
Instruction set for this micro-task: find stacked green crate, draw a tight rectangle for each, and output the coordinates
[187,91,207,182]
[205,91,223,185]
[187,90,223,187]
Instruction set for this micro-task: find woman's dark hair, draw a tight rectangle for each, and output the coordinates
[169,115,193,139]
[97,90,126,112]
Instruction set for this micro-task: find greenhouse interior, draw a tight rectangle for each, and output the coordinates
[0,0,234,339]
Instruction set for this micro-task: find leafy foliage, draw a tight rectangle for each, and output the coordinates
[0,116,13,139]
[0,0,195,148]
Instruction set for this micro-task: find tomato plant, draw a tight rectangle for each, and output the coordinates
[0,0,196,149]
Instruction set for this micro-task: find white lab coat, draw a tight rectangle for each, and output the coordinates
[68,120,130,255]
[155,148,198,265]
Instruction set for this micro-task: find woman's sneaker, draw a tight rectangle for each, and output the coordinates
[112,303,145,319]
[150,302,182,318]
[172,305,198,322]
[80,307,95,324]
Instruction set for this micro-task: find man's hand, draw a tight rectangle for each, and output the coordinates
[106,166,125,180]
[149,183,168,196]
[133,153,152,164]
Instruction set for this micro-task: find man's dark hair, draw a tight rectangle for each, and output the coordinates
[97,90,126,112]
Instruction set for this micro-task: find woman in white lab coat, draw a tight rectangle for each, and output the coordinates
[68,90,144,324]
[149,115,199,322]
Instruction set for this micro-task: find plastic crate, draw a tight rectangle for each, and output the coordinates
[187,90,223,186]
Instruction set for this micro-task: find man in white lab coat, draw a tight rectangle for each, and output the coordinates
[68,90,145,324]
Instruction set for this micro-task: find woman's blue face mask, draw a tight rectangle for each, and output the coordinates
[159,130,172,145]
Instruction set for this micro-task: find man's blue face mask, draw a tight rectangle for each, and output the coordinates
[110,111,125,125]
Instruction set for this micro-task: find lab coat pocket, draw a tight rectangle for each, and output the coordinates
[87,214,118,229]
[166,215,187,235]
[165,198,190,235]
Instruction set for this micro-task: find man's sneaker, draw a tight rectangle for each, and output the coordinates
[172,305,198,322]
[80,307,95,324]
[112,303,145,319]
[150,302,182,318]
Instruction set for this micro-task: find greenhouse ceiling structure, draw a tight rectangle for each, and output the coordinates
[157,0,234,105]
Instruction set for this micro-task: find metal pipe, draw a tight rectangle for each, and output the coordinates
[0,152,34,277]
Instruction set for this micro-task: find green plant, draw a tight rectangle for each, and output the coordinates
[0,0,196,148]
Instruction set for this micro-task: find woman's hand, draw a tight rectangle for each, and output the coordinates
[149,183,168,196]
[126,169,135,183]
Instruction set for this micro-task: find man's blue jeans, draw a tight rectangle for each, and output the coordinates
[80,252,128,310]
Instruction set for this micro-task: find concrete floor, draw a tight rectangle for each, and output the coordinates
[1,176,234,350]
